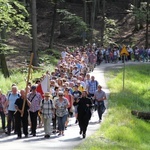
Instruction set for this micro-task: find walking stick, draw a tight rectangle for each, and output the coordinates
[21,53,34,117]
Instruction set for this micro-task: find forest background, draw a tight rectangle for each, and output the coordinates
[0,0,149,78]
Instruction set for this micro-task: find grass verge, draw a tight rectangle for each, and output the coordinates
[74,64,150,150]
[0,48,59,94]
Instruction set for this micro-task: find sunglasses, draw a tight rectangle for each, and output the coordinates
[59,95,63,96]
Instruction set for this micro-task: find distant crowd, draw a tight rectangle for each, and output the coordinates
[0,43,149,139]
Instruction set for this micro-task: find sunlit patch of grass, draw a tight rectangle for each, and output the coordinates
[75,64,150,150]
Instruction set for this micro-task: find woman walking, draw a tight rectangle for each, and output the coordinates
[55,91,69,136]
[73,90,92,138]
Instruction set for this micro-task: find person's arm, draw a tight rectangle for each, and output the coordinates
[26,99,31,107]
[15,105,22,114]
[86,98,92,108]
[14,99,22,114]
[98,93,106,101]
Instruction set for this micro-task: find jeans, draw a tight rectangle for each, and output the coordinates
[97,102,106,120]
[0,111,5,130]
[57,115,67,131]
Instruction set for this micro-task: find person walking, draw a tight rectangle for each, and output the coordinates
[0,89,7,132]
[5,86,20,135]
[72,85,82,124]
[73,90,92,138]
[94,85,106,122]
[27,85,42,136]
[40,92,54,138]
[14,89,31,139]
[55,91,69,136]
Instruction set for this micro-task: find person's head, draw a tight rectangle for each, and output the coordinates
[82,90,88,97]
[20,89,25,98]
[28,82,32,87]
[74,85,78,91]
[86,74,90,80]
[58,91,64,99]
[50,80,55,87]
[64,88,69,95]
[35,80,40,85]
[69,82,74,88]
[74,66,78,70]
[57,78,63,86]
[31,85,37,93]
[97,85,102,91]
[91,76,95,81]
[77,80,81,87]
[43,92,51,100]
[12,86,18,94]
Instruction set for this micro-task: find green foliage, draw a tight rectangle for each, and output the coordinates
[0,0,31,36]
[128,2,150,22]
[0,49,60,93]
[75,64,150,150]
[57,9,88,37]
[103,17,118,46]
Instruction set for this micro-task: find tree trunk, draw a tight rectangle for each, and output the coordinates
[0,28,7,40]
[131,110,150,120]
[133,0,140,31]
[145,0,149,48]
[0,28,9,78]
[138,0,144,29]
[95,0,101,18]
[0,53,9,78]
[82,0,87,46]
[59,2,66,38]
[31,0,38,66]
[101,0,105,46]
[87,2,92,28]
[89,0,97,43]
[49,0,58,49]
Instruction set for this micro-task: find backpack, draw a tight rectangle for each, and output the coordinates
[8,93,20,100]
[41,99,53,109]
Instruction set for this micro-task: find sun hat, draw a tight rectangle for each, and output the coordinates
[43,92,51,97]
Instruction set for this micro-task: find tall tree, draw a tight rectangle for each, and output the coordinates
[49,0,58,49]
[101,0,105,46]
[30,0,38,66]
[145,0,149,48]
[0,0,31,77]
[90,0,97,42]
[83,0,87,45]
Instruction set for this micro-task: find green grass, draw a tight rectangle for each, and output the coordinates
[0,48,59,94]
[74,64,150,150]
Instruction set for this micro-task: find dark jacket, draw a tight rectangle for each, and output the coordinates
[74,96,92,120]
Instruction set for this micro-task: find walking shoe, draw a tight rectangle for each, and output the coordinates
[58,133,61,136]
[75,120,78,124]
[16,136,22,139]
[44,134,50,138]
[82,134,86,138]
[5,131,11,136]
[79,130,82,135]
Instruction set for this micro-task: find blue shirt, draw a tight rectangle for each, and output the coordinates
[8,93,20,111]
[88,80,98,94]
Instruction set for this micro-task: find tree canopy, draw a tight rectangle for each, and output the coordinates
[0,0,31,37]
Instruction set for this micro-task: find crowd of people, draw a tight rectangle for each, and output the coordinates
[0,43,149,139]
